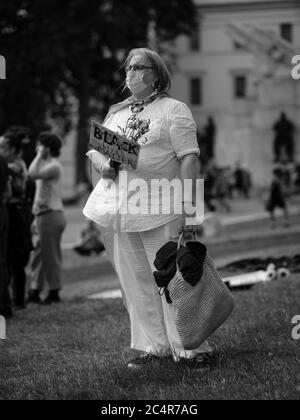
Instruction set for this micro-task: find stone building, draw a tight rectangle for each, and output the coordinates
[170,0,300,185]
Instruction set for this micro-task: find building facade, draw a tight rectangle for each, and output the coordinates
[170,0,300,185]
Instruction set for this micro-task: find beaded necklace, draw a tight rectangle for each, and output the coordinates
[130,91,159,114]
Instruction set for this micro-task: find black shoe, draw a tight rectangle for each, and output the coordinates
[42,290,60,305]
[127,353,161,369]
[27,289,41,304]
[178,353,213,371]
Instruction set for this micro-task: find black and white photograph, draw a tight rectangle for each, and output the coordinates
[0,0,299,404]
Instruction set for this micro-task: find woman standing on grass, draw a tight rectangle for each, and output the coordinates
[27,133,66,305]
[84,48,213,370]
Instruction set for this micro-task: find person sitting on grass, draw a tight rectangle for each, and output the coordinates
[74,220,105,256]
[266,168,290,229]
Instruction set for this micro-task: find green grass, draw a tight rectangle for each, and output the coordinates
[1,276,300,400]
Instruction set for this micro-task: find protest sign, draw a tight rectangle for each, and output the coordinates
[89,120,140,169]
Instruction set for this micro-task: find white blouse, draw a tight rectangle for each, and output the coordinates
[87,96,199,232]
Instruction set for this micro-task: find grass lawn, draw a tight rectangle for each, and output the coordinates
[1,275,299,400]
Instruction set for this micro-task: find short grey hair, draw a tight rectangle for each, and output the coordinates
[124,48,172,93]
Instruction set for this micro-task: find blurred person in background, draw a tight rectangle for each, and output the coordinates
[4,126,36,206]
[214,168,231,213]
[204,116,216,161]
[0,155,12,318]
[234,163,252,199]
[4,126,31,166]
[277,160,293,196]
[266,168,290,229]
[203,159,218,211]
[74,219,105,256]
[0,131,32,310]
[294,163,300,193]
[27,133,66,305]
[226,166,235,199]
[273,112,295,163]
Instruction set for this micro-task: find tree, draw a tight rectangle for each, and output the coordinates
[0,0,196,186]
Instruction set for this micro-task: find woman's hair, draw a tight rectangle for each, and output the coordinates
[37,132,62,157]
[3,130,23,155]
[124,48,172,93]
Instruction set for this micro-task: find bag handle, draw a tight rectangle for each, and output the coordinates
[177,231,197,252]
[176,231,197,270]
[161,232,198,304]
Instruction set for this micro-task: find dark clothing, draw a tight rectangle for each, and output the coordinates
[273,116,295,162]
[234,168,244,193]
[177,241,207,286]
[266,179,286,212]
[7,203,33,307]
[0,205,11,317]
[0,156,9,199]
[7,158,27,205]
[234,168,252,198]
[0,156,12,317]
[274,138,294,163]
[5,157,32,307]
[204,167,218,208]
[153,242,177,289]
[153,240,207,290]
[204,119,216,159]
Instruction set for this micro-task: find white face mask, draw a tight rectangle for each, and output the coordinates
[126,71,153,96]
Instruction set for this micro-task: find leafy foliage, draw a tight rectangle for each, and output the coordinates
[0,0,196,184]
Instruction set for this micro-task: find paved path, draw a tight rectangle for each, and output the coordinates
[62,195,300,249]
[60,226,300,301]
[58,194,300,300]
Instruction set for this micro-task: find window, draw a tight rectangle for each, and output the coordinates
[190,78,202,105]
[234,75,247,99]
[233,40,244,50]
[190,23,201,51]
[280,23,293,43]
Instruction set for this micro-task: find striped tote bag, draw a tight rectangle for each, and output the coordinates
[168,233,235,350]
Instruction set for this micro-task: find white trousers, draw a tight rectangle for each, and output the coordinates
[101,219,212,359]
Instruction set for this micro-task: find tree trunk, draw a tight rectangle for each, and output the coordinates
[75,60,90,187]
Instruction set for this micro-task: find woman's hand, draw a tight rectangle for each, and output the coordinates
[36,145,48,159]
[86,150,107,174]
[31,218,38,236]
[179,154,203,235]
[102,161,117,181]
[178,203,203,236]
[178,205,196,235]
